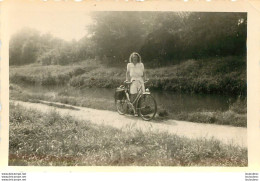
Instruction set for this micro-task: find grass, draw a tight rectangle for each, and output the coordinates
[9,60,100,86]
[174,98,247,127]
[9,104,248,166]
[10,56,246,95]
[28,99,80,110]
[10,84,247,127]
[176,110,246,127]
[10,84,115,111]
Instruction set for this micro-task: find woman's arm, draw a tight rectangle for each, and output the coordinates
[126,71,130,81]
[126,63,130,81]
[141,63,147,81]
[143,70,147,81]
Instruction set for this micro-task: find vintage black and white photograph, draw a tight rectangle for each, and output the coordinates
[8,3,247,166]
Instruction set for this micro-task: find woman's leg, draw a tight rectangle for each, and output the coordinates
[126,94,135,114]
[141,82,145,93]
[130,81,138,100]
[129,81,138,115]
[130,94,137,103]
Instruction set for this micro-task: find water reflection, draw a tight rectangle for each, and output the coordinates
[23,85,237,114]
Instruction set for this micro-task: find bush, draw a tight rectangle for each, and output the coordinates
[10,56,246,95]
[38,49,60,65]
[229,97,247,114]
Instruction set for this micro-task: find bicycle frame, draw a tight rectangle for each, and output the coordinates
[115,80,156,120]
[124,80,149,114]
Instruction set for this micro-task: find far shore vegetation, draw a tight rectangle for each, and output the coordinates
[10,56,246,95]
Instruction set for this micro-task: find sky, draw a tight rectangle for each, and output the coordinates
[8,3,94,41]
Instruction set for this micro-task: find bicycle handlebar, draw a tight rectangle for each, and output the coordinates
[124,79,149,84]
[144,80,149,84]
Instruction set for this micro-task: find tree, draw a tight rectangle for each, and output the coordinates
[88,11,246,67]
[10,28,41,65]
[88,12,152,65]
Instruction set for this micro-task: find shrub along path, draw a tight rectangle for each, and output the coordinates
[11,100,247,148]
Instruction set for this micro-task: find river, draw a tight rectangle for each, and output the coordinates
[22,85,238,114]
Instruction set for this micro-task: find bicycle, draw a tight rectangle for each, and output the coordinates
[115,80,157,121]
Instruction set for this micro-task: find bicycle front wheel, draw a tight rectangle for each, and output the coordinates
[115,98,128,115]
[138,94,157,121]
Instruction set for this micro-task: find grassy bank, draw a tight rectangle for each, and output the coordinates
[10,84,247,127]
[10,56,246,95]
[9,104,247,166]
[176,109,246,127]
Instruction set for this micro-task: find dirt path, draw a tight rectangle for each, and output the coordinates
[11,100,247,148]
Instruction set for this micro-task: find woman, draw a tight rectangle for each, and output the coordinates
[126,52,147,103]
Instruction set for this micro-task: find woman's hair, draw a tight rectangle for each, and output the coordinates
[129,52,142,63]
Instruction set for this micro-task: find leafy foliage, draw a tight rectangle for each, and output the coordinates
[10,28,41,65]
[10,12,246,67]
[89,12,247,67]
[10,56,246,95]
[9,28,94,66]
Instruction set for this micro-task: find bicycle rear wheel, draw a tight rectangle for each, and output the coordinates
[138,94,157,121]
[115,98,128,115]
